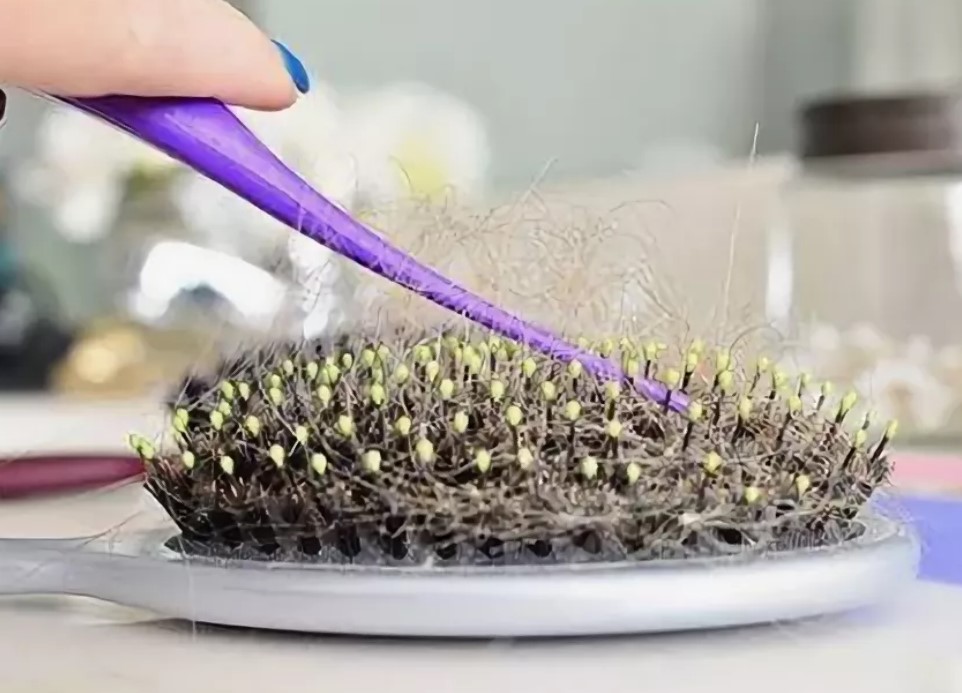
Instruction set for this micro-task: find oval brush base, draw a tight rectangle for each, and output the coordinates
[0,513,918,637]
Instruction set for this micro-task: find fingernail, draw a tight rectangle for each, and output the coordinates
[272,40,310,94]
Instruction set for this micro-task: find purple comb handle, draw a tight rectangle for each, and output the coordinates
[56,94,688,412]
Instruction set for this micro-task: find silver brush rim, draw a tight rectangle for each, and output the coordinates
[77,512,919,637]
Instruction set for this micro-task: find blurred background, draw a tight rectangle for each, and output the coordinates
[4,0,962,453]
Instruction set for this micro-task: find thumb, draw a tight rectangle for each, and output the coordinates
[0,0,308,110]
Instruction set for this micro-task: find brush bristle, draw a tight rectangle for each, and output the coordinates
[131,328,896,566]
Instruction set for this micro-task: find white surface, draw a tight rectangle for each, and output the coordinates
[0,577,959,692]
[0,394,165,455]
[0,398,960,691]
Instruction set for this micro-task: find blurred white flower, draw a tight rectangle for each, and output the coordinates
[937,344,962,371]
[296,82,490,337]
[904,333,934,363]
[343,82,491,209]
[782,322,841,378]
[13,107,178,242]
[239,88,360,208]
[853,356,954,432]
[845,322,888,355]
[809,323,841,354]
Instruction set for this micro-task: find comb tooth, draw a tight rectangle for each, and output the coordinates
[477,537,504,561]
[574,530,603,555]
[335,525,362,560]
[434,535,458,561]
[299,536,322,556]
[380,516,409,561]
[526,539,553,558]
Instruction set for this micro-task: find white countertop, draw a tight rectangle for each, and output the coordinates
[0,394,165,455]
[0,591,958,693]
[0,396,960,692]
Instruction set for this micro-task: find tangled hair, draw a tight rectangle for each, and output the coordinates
[128,180,894,566]
[130,325,895,566]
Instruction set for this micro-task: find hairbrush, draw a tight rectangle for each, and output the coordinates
[0,93,918,637]
[0,328,919,637]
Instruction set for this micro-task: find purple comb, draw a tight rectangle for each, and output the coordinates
[53,94,688,412]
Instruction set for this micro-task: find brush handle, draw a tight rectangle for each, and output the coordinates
[0,535,171,606]
[0,536,162,601]
[0,537,87,595]
[49,94,688,413]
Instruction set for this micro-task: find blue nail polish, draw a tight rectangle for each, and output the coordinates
[272,40,310,94]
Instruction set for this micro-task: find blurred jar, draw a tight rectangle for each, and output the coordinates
[767,92,962,443]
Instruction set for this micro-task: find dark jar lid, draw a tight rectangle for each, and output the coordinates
[797,90,962,177]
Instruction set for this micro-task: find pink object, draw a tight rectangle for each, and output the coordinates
[0,455,143,499]
[891,452,962,489]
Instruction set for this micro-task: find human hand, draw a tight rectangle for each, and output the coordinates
[0,0,309,111]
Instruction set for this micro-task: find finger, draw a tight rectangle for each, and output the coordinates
[0,0,307,110]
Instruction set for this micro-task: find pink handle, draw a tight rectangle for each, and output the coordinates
[0,455,144,499]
